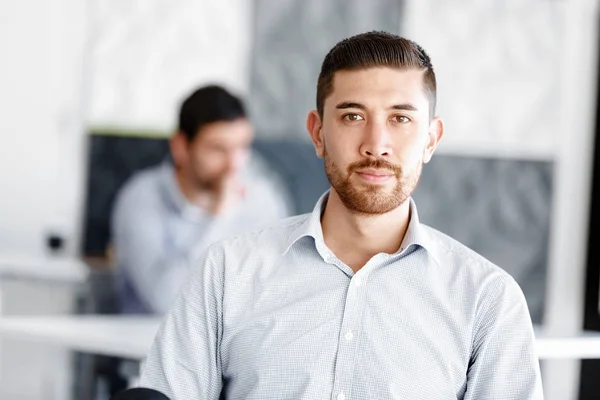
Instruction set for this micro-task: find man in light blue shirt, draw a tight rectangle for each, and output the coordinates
[111,85,289,315]
[138,32,543,399]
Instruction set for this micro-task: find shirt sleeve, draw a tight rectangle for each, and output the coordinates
[111,184,215,314]
[139,244,224,399]
[464,274,544,399]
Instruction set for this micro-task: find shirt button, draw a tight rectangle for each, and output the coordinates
[337,392,346,400]
[345,331,354,341]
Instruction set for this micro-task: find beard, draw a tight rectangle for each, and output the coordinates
[187,160,235,193]
[189,168,226,192]
[188,172,217,191]
[323,148,422,215]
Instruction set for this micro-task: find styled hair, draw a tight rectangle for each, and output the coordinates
[178,85,246,141]
[316,31,436,119]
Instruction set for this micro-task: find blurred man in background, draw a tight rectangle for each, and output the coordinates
[111,85,289,315]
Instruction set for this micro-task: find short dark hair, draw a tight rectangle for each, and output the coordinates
[178,85,246,141]
[316,31,436,119]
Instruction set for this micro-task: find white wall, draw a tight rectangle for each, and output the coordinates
[87,0,252,133]
[0,0,88,257]
[402,1,563,160]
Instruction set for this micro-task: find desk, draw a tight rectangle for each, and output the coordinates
[0,255,87,314]
[0,315,160,360]
[0,255,87,315]
[2,316,600,361]
[0,255,88,283]
[0,256,89,400]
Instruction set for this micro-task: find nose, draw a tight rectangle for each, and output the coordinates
[360,120,393,158]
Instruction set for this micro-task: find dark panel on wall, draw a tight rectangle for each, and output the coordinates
[82,135,170,256]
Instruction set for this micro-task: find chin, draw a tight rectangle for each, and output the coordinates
[356,182,396,195]
[337,190,403,215]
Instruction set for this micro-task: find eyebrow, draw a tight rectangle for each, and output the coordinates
[335,102,418,112]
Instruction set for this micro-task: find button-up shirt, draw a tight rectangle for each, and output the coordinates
[139,192,543,399]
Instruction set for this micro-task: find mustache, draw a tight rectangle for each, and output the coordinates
[347,158,401,176]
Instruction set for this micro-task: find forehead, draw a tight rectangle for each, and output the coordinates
[327,67,429,110]
[194,119,253,145]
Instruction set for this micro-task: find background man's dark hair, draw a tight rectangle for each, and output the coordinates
[178,85,246,141]
[317,31,436,120]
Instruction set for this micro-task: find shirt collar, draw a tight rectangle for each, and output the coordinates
[283,190,439,264]
[283,191,329,257]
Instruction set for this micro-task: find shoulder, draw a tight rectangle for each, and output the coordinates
[204,213,310,261]
[118,165,164,200]
[113,164,164,215]
[421,224,529,331]
[422,224,520,294]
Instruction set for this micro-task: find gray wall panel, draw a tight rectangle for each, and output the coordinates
[250,0,403,139]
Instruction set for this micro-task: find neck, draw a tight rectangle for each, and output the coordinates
[321,189,411,272]
[174,168,212,210]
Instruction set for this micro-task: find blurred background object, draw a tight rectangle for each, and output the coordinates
[0,0,599,399]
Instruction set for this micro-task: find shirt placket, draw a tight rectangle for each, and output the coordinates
[330,266,371,400]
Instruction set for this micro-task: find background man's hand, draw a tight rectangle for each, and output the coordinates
[208,174,246,215]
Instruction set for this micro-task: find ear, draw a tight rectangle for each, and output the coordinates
[169,132,189,168]
[423,117,444,164]
[306,110,325,158]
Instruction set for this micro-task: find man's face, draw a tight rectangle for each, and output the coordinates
[185,118,253,190]
[310,67,442,215]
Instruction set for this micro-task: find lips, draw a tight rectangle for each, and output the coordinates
[355,169,394,177]
[355,169,395,183]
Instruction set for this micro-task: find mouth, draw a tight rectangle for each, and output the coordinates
[355,169,395,183]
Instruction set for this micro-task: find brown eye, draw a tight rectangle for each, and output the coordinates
[343,113,364,122]
[393,115,410,123]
